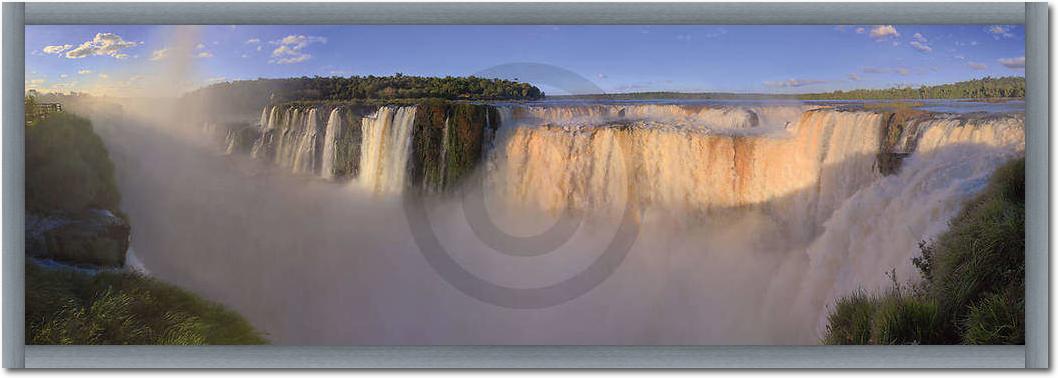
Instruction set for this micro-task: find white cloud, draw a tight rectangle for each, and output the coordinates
[895,67,910,76]
[855,27,865,34]
[240,54,250,59]
[196,43,205,49]
[998,56,1025,69]
[596,73,607,79]
[763,78,829,88]
[909,40,932,53]
[869,25,900,40]
[967,62,988,70]
[912,33,928,43]
[269,35,326,64]
[42,44,73,54]
[847,73,861,81]
[196,51,213,59]
[987,25,1015,39]
[205,77,227,83]
[78,69,93,75]
[64,33,141,59]
[59,74,68,79]
[150,48,169,61]
[29,79,45,85]
[245,38,260,44]
[98,73,109,79]
[953,55,965,60]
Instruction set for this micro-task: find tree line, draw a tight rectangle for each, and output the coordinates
[185,74,544,103]
[798,76,1025,100]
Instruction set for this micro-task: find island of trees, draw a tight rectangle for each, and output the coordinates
[187,74,543,103]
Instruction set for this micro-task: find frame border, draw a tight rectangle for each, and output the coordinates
[5,1,1047,369]
[22,2,1026,25]
[1024,1,1050,369]
[3,1,25,370]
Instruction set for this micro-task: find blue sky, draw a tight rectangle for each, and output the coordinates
[26,24,1025,96]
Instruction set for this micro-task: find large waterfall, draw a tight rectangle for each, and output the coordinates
[180,101,1023,343]
[224,102,1024,220]
[358,106,418,193]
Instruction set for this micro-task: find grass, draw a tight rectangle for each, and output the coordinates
[27,262,267,345]
[822,157,1024,345]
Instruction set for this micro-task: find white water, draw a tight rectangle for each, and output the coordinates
[357,106,418,194]
[320,108,343,180]
[104,100,1024,345]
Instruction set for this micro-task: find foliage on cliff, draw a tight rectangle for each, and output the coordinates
[409,101,498,191]
[27,263,266,345]
[823,157,1024,345]
[26,104,121,215]
[800,76,1025,100]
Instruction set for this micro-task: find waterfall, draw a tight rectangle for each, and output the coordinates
[485,109,881,222]
[496,103,810,131]
[358,106,418,194]
[787,115,1025,333]
[321,108,342,180]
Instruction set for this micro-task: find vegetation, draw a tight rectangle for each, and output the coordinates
[823,157,1024,344]
[409,100,498,191]
[25,105,120,215]
[555,77,1024,101]
[800,77,1025,100]
[27,263,266,345]
[552,92,800,101]
[182,74,543,119]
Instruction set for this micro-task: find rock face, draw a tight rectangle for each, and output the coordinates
[409,102,499,192]
[26,209,130,268]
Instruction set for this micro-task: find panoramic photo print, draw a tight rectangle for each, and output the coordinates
[24,24,1025,345]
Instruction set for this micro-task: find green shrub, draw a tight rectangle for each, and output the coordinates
[26,112,120,214]
[26,263,266,345]
[822,290,876,344]
[870,293,940,344]
[962,292,1024,345]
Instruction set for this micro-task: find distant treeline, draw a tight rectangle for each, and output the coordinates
[552,92,799,101]
[798,76,1025,100]
[553,77,1025,101]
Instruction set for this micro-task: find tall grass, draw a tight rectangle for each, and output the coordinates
[27,263,267,345]
[822,157,1024,345]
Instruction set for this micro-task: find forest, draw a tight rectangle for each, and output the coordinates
[554,77,1025,101]
[798,76,1025,100]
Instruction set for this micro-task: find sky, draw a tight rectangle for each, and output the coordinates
[25,24,1026,96]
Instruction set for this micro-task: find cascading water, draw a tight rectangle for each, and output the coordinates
[320,108,342,180]
[358,106,418,194]
[160,100,1025,344]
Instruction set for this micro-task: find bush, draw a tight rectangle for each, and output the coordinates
[962,292,1024,345]
[822,290,876,344]
[26,263,266,345]
[870,293,940,344]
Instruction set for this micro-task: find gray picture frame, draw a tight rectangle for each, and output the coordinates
[3,2,1048,368]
